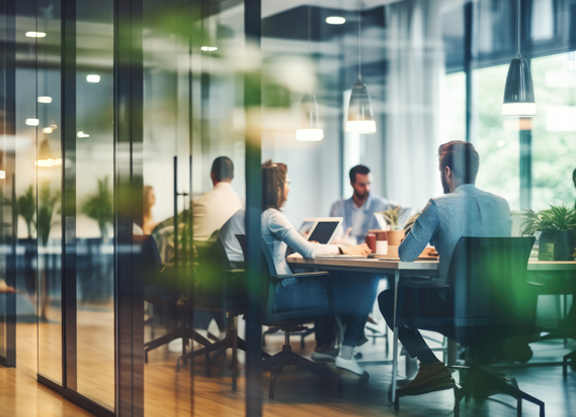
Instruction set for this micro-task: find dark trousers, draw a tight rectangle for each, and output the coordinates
[378,287,453,364]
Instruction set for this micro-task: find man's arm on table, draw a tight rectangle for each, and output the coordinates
[398,200,439,262]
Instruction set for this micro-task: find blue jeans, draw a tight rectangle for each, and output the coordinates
[273,272,379,347]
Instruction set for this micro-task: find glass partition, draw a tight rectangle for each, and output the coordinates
[75,0,115,410]
[37,0,63,385]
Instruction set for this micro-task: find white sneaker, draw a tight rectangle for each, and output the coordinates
[168,338,183,353]
[335,355,370,380]
[311,347,340,363]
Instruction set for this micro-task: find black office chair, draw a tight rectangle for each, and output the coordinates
[139,235,213,365]
[394,237,545,417]
[233,235,342,399]
[175,238,270,375]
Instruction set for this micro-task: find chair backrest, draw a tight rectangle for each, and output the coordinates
[235,234,333,325]
[447,236,535,328]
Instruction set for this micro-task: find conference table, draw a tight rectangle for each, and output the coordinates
[287,255,576,402]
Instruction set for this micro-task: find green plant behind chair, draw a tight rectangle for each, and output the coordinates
[37,181,60,246]
[17,185,35,238]
[81,176,113,240]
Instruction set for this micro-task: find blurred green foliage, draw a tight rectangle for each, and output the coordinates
[37,181,60,246]
[17,185,35,238]
[82,176,113,240]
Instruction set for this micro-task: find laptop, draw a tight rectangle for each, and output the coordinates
[297,217,343,244]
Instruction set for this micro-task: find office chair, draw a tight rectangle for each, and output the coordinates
[138,235,213,365]
[175,238,270,375]
[233,235,342,399]
[394,237,545,417]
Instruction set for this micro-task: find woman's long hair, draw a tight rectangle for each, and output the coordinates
[261,159,287,210]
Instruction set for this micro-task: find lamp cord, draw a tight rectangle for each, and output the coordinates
[517,0,521,56]
[358,0,362,80]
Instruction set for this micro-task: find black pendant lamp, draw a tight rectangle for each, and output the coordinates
[502,0,536,117]
[296,6,324,141]
[345,0,376,134]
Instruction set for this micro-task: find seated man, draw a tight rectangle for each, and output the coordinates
[152,156,243,261]
[378,140,512,393]
[330,164,396,244]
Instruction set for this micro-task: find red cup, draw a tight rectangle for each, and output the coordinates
[365,233,376,253]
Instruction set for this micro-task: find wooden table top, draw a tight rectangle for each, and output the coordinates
[287,255,576,273]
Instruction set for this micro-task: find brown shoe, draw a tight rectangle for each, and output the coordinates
[396,362,453,396]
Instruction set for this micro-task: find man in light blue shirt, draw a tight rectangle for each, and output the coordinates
[330,165,395,244]
[379,140,512,395]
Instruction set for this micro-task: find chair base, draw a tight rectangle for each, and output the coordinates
[262,325,314,350]
[144,324,212,364]
[392,378,459,410]
[454,364,545,417]
[563,350,576,378]
[261,344,343,399]
[176,321,271,375]
[232,342,343,398]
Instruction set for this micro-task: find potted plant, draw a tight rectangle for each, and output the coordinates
[81,176,113,241]
[521,205,576,261]
[375,206,409,246]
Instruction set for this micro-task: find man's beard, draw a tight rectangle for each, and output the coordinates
[354,190,369,200]
[441,173,450,194]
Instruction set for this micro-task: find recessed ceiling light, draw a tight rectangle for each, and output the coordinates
[86,74,100,83]
[26,31,46,38]
[201,46,218,52]
[497,140,506,147]
[25,118,39,126]
[326,16,346,25]
[37,96,52,104]
[43,127,53,134]
[77,131,90,138]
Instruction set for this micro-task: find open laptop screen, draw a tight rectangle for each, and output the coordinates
[308,221,340,244]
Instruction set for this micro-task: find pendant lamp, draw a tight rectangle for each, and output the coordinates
[296,92,324,141]
[296,6,324,141]
[502,0,536,117]
[345,1,376,134]
[36,136,62,167]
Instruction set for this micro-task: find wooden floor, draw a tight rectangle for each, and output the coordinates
[0,366,93,417]
[144,330,576,417]
[5,318,576,417]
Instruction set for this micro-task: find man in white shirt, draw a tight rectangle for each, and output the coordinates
[192,156,243,241]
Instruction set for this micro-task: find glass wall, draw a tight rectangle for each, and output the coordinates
[531,52,576,211]
[75,0,115,410]
[0,1,575,416]
[15,0,39,380]
[473,64,521,211]
[37,0,63,385]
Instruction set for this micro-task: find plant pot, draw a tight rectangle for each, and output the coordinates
[388,230,406,246]
[538,230,575,261]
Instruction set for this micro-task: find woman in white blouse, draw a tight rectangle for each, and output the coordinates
[261,160,378,379]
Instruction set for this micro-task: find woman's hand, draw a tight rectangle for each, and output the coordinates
[341,243,372,256]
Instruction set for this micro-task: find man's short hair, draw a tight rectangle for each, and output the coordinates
[211,156,234,182]
[438,141,480,184]
[349,165,370,184]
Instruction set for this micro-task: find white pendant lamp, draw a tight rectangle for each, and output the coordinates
[297,6,324,141]
[345,0,376,134]
[502,0,536,117]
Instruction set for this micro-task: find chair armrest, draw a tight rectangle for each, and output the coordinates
[274,271,331,280]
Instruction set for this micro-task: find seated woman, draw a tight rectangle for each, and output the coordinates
[261,159,378,379]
